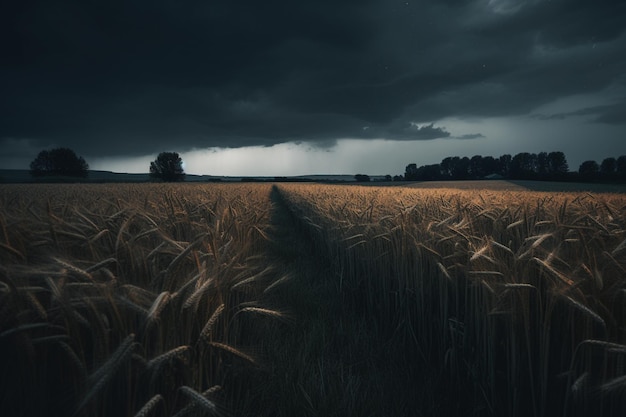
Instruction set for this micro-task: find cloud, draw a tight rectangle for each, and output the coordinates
[0,138,46,158]
[400,123,451,140]
[454,133,485,140]
[594,101,626,124]
[1,0,625,162]
[531,99,626,124]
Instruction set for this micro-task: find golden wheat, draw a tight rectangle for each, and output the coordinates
[0,183,281,417]
[2,181,625,416]
[274,183,626,416]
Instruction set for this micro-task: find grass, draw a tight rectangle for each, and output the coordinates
[1,182,625,416]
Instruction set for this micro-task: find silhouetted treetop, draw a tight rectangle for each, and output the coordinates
[401,151,578,182]
[600,157,617,178]
[30,147,89,178]
[579,160,600,180]
[547,151,568,175]
[150,152,185,182]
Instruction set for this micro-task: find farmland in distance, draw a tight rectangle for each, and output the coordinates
[1,182,625,417]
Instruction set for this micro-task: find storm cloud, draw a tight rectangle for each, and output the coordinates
[532,99,626,124]
[1,0,625,165]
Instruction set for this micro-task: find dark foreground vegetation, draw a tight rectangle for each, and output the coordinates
[1,182,625,416]
[273,184,626,417]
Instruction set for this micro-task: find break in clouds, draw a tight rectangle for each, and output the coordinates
[1,0,625,172]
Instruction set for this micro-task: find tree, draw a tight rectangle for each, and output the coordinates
[537,152,549,177]
[547,151,568,178]
[481,156,498,176]
[440,157,454,179]
[150,152,185,182]
[354,174,370,182]
[578,160,599,181]
[453,157,470,180]
[468,155,497,178]
[405,163,419,181]
[498,154,512,177]
[600,157,617,179]
[510,152,538,179]
[30,147,89,178]
[469,155,484,178]
[617,155,626,179]
[419,164,442,181]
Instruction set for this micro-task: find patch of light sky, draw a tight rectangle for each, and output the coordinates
[87,118,625,177]
[83,86,626,176]
[88,136,488,177]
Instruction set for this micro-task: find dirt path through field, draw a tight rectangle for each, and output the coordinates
[243,186,382,416]
[245,186,349,416]
[243,186,430,417]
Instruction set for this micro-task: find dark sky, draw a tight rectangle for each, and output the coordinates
[2,0,626,175]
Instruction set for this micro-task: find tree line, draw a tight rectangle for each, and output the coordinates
[22,147,626,183]
[400,152,626,183]
[28,148,185,182]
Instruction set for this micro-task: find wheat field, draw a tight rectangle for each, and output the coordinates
[1,182,625,416]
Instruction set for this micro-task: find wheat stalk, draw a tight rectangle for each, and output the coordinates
[133,394,163,417]
[179,386,220,416]
[199,304,225,342]
[77,334,136,414]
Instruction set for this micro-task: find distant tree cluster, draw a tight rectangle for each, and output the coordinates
[578,156,626,182]
[404,151,570,182]
[30,147,89,178]
[402,151,626,183]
